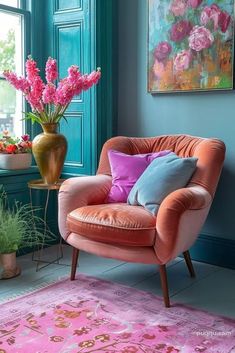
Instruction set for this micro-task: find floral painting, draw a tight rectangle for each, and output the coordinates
[148,0,234,92]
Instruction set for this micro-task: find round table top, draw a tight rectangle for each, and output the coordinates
[27,179,65,190]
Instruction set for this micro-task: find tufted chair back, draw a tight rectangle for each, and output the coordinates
[97,135,225,198]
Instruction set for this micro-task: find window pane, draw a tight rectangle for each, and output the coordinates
[0,80,16,134]
[0,10,23,136]
[0,11,23,73]
[0,1,19,7]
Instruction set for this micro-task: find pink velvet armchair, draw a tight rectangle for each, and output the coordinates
[58,134,225,307]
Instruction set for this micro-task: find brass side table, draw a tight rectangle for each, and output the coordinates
[28,179,65,271]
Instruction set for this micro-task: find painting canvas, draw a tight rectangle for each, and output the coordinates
[148,0,234,93]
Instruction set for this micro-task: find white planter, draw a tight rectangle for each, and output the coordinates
[0,153,32,170]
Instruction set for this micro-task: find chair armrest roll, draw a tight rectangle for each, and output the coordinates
[58,175,112,239]
[155,185,212,263]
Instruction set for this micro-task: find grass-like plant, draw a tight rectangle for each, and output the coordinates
[0,188,56,254]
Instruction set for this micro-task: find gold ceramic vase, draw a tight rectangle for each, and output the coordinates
[32,123,67,184]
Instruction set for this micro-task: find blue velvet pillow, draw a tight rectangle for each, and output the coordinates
[127,152,198,215]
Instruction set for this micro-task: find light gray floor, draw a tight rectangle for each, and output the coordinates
[0,244,235,319]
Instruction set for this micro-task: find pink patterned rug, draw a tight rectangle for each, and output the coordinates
[0,274,235,353]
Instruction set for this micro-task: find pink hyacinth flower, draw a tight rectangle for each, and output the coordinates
[88,68,101,85]
[42,83,56,104]
[73,77,84,95]
[54,78,75,106]
[25,56,40,84]
[68,65,83,95]
[3,71,30,94]
[82,69,101,91]
[30,76,45,101]
[26,92,44,112]
[82,74,91,91]
[45,57,58,83]
[68,65,82,83]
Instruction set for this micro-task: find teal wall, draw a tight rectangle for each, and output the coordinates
[118,0,235,265]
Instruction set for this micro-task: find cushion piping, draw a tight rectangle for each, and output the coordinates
[67,214,156,231]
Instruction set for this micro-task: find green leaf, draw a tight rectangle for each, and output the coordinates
[54,114,68,124]
[63,115,68,124]
[23,112,42,125]
[7,137,19,144]
[166,13,174,23]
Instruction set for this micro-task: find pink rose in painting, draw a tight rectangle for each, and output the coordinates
[200,4,221,31]
[170,20,193,42]
[189,26,214,51]
[188,0,202,8]
[170,0,188,17]
[174,50,193,71]
[154,41,172,62]
[219,11,231,33]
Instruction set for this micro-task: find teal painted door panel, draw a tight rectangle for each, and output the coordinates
[56,22,84,104]
[51,0,94,175]
[60,114,84,171]
[56,24,83,77]
[56,0,82,12]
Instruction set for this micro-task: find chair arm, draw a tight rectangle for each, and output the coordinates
[155,185,212,263]
[58,175,112,240]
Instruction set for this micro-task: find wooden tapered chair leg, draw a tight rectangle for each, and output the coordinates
[183,250,196,278]
[71,248,79,280]
[159,264,170,308]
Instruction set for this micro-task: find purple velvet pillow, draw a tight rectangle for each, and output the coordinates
[107,149,171,203]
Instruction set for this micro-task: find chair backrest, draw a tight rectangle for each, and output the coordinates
[97,135,226,198]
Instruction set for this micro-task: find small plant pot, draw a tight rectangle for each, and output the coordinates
[0,253,21,279]
[0,153,32,170]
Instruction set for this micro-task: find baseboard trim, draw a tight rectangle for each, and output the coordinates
[190,234,235,269]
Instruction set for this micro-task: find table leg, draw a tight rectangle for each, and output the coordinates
[30,188,64,271]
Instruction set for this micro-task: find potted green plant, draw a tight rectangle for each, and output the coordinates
[0,188,54,279]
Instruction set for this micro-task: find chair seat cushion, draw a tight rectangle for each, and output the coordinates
[67,204,156,246]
